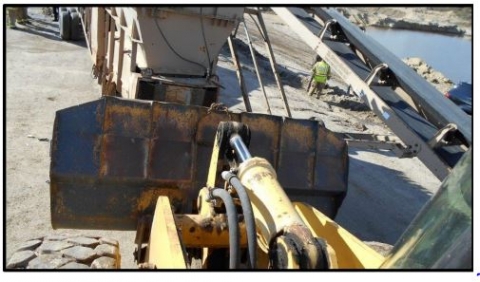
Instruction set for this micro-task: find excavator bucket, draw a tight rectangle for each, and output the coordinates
[50,96,348,230]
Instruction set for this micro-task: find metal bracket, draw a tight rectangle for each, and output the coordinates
[206,187,217,205]
[318,19,337,41]
[364,63,388,86]
[344,133,415,158]
[428,123,458,149]
[133,215,153,264]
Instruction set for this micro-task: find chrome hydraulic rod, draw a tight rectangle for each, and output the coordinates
[229,134,252,163]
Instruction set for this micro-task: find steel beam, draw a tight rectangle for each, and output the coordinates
[243,21,272,115]
[256,12,292,118]
[227,35,253,112]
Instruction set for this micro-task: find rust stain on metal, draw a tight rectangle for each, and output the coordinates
[51,183,68,226]
[326,131,345,149]
[283,122,315,150]
[284,224,313,243]
[241,115,280,135]
[95,102,104,126]
[98,135,107,177]
[152,106,198,140]
[106,194,120,212]
[104,102,151,137]
[174,214,247,248]
[136,188,185,213]
[165,86,192,104]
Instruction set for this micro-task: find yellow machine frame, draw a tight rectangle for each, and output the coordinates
[145,121,385,269]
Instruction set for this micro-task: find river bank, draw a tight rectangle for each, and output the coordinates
[339,7,472,38]
[403,57,454,94]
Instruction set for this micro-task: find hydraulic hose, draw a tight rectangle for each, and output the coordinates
[210,188,240,269]
[222,171,257,269]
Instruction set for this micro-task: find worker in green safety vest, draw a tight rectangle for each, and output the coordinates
[308,56,331,98]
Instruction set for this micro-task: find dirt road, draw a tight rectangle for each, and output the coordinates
[6,8,442,269]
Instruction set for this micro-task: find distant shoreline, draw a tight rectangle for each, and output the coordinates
[369,23,469,38]
[339,7,472,39]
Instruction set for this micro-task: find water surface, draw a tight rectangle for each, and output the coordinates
[366,27,472,84]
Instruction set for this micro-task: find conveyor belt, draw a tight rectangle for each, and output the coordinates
[371,86,465,167]
[327,38,465,167]
[315,8,471,145]
[271,7,469,179]
[321,32,464,167]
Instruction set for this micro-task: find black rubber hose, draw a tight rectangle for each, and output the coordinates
[222,171,257,269]
[210,188,240,269]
